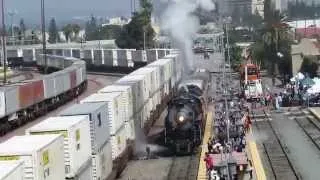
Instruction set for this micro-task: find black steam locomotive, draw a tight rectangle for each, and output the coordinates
[164,71,209,154]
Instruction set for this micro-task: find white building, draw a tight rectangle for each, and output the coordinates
[273,0,288,13]
[102,17,130,26]
[252,0,264,17]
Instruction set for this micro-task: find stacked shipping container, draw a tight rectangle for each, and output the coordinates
[26,116,92,179]
[0,51,182,180]
[0,161,24,180]
[59,102,112,180]
[0,135,65,180]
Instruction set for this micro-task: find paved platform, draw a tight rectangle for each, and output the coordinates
[309,107,320,119]
[271,110,320,179]
[197,111,213,180]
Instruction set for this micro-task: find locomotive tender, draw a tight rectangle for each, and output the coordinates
[165,70,210,154]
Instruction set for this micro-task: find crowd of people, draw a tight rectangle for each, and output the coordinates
[204,100,253,180]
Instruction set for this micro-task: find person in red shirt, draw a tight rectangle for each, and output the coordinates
[204,152,213,173]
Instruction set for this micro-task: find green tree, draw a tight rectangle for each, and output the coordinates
[100,25,122,39]
[116,0,155,49]
[262,0,291,85]
[85,15,98,41]
[19,18,26,44]
[300,56,318,77]
[72,24,81,41]
[48,18,59,44]
[63,24,73,42]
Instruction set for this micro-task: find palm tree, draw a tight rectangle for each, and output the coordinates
[63,24,73,42]
[72,24,80,41]
[262,7,290,85]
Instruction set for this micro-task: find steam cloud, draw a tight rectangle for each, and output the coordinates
[161,0,215,73]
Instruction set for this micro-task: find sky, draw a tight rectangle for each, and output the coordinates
[5,0,137,24]
[4,0,320,25]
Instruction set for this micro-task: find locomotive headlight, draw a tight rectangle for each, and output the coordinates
[178,116,185,122]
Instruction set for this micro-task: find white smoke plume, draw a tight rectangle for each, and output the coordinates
[161,0,215,73]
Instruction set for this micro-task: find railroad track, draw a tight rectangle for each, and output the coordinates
[87,71,126,77]
[167,154,199,180]
[294,110,320,151]
[252,109,299,180]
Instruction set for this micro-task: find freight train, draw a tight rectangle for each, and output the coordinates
[164,70,210,154]
[0,55,87,136]
[0,50,183,180]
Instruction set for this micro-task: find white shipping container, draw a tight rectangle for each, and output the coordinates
[96,91,127,124]
[80,93,124,135]
[26,116,92,178]
[76,66,83,86]
[110,125,127,160]
[54,71,69,94]
[0,85,19,118]
[115,80,141,116]
[98,85,133,120]
[92,141,112,180]
[43,74,56,99]
[149,59,173,83]
[59,103,110,155]
[130,68,153,98]
[148,60,166,86]
[71,158,92,180]
[125,119,135,141]
[0,135,65,180]
[0,161,24,180]
[118,75,148,103]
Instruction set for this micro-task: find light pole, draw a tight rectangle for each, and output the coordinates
[8,10,16,46]
[41,0,47,74]
[143,26,146,50]
[1,0,7,84]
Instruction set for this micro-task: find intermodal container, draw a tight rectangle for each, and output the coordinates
[110,124,127,160]
[59,102,110,155]
[0,85,19,118]
[92,141,112,180]
[117,75,147,106]
[80,92,125,135]
[70,69,77,89]
[0,161,24,180]
[98,85,132,121]
[125,118,136,141]
[114,81,140,117]
[70,158,92,180]
[43,74,56,99]
[0,135,65,180]
[18,80,44,109]
[26,116,91,179]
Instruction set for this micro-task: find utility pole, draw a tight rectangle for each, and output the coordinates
[41,0,47,74]
[8,10,16,46]
[1,0,7,84]
[225,22,231,84]
[143,26,146,50]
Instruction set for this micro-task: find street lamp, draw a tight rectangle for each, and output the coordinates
[41,0,47,74]
[1,0,7,84]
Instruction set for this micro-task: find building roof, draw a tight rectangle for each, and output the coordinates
[59,102,107,116]
[287,19,320,29]
[291,38,320,56]
[296,27,320,38]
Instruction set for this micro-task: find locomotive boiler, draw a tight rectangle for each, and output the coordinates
[164,71,209,154]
